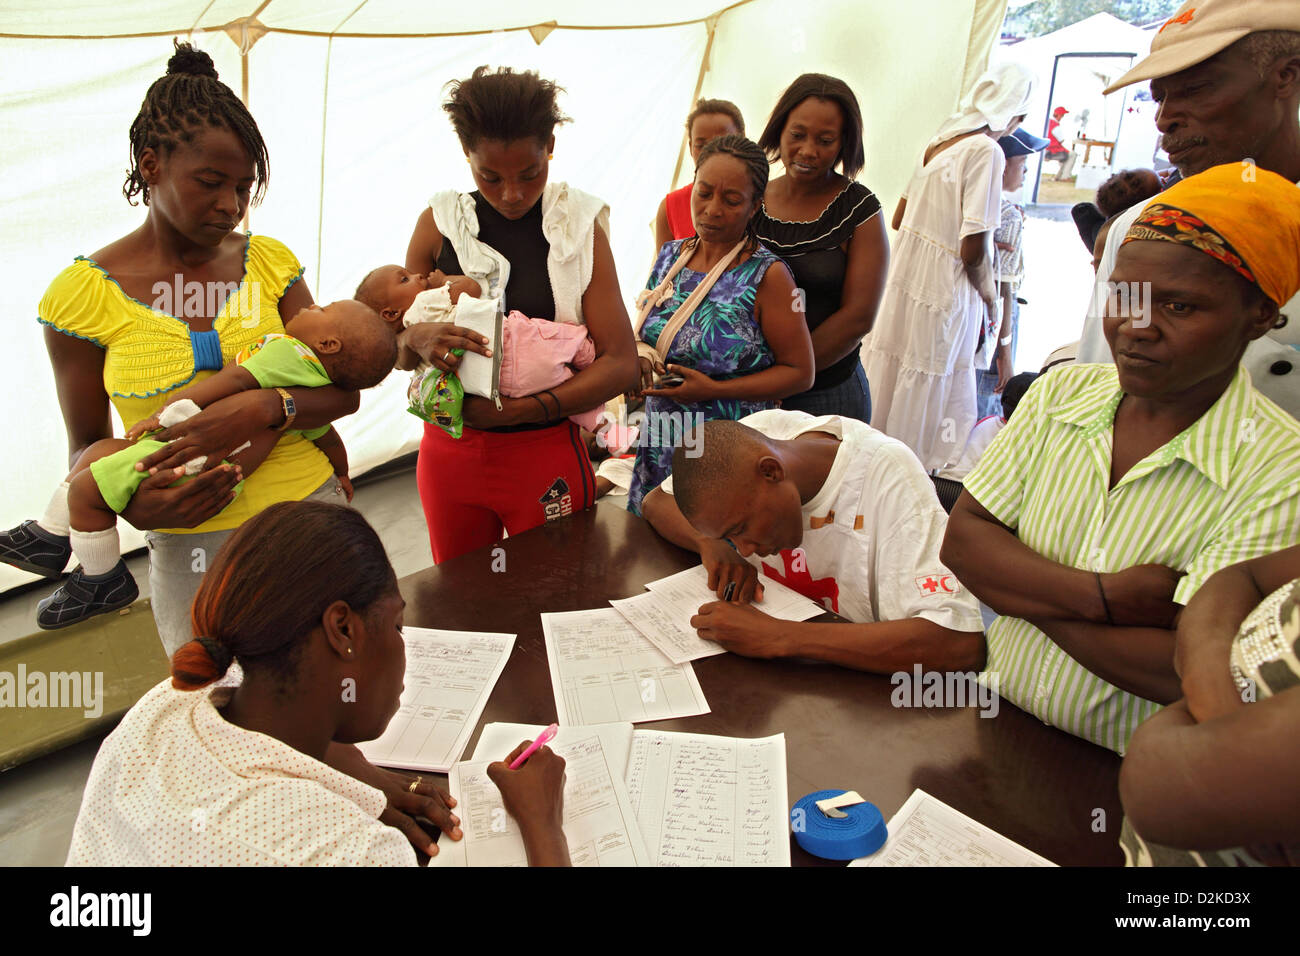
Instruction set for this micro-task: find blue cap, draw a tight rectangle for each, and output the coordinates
[1000,127,1050,158]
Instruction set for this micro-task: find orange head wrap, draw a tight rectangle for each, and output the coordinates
[1122,163,1300,307]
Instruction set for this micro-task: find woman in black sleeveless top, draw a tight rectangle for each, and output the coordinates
[753,74,889,423]
[402,68,637,565]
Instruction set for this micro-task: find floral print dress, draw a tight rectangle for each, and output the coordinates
[627,238,780,514]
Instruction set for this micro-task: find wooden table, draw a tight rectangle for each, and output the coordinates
[400,504,1124,866]
[1076,137,1115,166]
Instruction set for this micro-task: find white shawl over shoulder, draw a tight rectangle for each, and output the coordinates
[428,181,610,326]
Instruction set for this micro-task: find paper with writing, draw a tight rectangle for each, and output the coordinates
[432,733,650,867]
[849,789,1056,866]
[470,721,635,781]
[625,730,790,867]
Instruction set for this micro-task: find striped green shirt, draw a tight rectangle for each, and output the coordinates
[964,364,1300,753]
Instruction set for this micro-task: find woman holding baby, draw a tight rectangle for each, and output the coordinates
[11,43,357,654]
[402,66,638,565]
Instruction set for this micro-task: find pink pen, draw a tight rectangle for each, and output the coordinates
[508,723,558,770]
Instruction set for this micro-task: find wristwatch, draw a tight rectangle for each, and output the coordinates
[273,387,297,432]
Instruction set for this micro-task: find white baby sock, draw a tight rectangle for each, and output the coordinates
[39,482,71,537]
[71,527,121,577]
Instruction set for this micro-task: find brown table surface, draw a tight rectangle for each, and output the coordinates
[400,503,1124,866]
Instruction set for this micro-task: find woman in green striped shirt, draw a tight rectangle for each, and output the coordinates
[940,163,1300,753]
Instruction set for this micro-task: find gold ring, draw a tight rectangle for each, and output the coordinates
[407,775,422,793]
[443,349,453,364]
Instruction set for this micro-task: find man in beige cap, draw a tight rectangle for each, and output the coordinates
[1074,0,1300,419]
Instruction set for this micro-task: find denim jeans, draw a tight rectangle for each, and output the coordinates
[782,362,871,423]
[145,475,349,656]
[975,298,1019,421]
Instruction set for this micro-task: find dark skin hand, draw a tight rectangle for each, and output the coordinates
[486,742,571,866]
[321,742,461,859]
[1175,545,1300,723]
[637,254,813,404]
[642,484,983,673]
[641,486,766,603]
[134,275,360,475]
[690,602,985,673]
[941,491,1183,627]
[1120,693,1300,860]
[46,325,243,530]
[1025,617,1182,704]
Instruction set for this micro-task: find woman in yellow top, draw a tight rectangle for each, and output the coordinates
[14,43,357,652]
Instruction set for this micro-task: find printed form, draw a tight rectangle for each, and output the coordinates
[541,608,710,724]
[471,721,635,780]
[357,627,514,772]
[850,789,1056,866]
[433,731,650,867]
[612,565,825,664]
[626,730,790,866]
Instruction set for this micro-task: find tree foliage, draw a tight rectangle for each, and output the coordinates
[1005,0,1182,39]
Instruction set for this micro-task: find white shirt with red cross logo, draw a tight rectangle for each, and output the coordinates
[664,410,982,632]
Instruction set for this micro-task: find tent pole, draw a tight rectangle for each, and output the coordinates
[241,50,251,231]
[669,13,720,191]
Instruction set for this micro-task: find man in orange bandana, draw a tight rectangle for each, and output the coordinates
[941,162,1300,753]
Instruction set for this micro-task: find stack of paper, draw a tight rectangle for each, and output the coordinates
[435,722,791,867]
[357,627,515,773]
[611,565,825,664]
[849,789,1056,866]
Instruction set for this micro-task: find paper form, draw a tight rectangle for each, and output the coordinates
[470,722,635,781]
[849,789,1056,867]
[357,627,514,773]
[610,565,826,664]
[625,730,790,867]
[609,591,726,664]
[541,608,710,725]
[432,732,651,867]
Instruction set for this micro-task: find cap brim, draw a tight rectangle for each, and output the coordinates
[1103,28,1251,94]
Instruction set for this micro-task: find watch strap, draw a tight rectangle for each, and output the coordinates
[274,387,296,432]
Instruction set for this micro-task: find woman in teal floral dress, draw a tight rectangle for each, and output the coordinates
[628,136,814,514]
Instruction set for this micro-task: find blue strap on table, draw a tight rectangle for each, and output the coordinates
[791,789,888,860]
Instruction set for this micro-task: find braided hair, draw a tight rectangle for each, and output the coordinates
[124,40,270,206]
[693,134,770,251]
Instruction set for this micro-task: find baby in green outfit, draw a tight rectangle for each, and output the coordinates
[0,299,396,629]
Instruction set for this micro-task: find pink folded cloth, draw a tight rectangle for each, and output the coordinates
[499,310,603,430]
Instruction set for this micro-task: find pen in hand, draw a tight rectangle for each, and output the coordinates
[508,723,559,770]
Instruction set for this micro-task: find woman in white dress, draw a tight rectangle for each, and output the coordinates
[864,64,1034,473]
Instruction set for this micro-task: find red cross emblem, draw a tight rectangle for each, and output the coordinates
[915,574,960,596]
[762,549,839,613]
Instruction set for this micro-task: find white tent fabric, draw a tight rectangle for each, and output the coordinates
[0,0,1006,594]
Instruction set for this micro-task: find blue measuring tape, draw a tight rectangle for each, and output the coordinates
[790,789,888,860]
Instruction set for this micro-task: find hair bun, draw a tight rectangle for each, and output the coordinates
[167,41,218,80]
[170,635,233,690]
